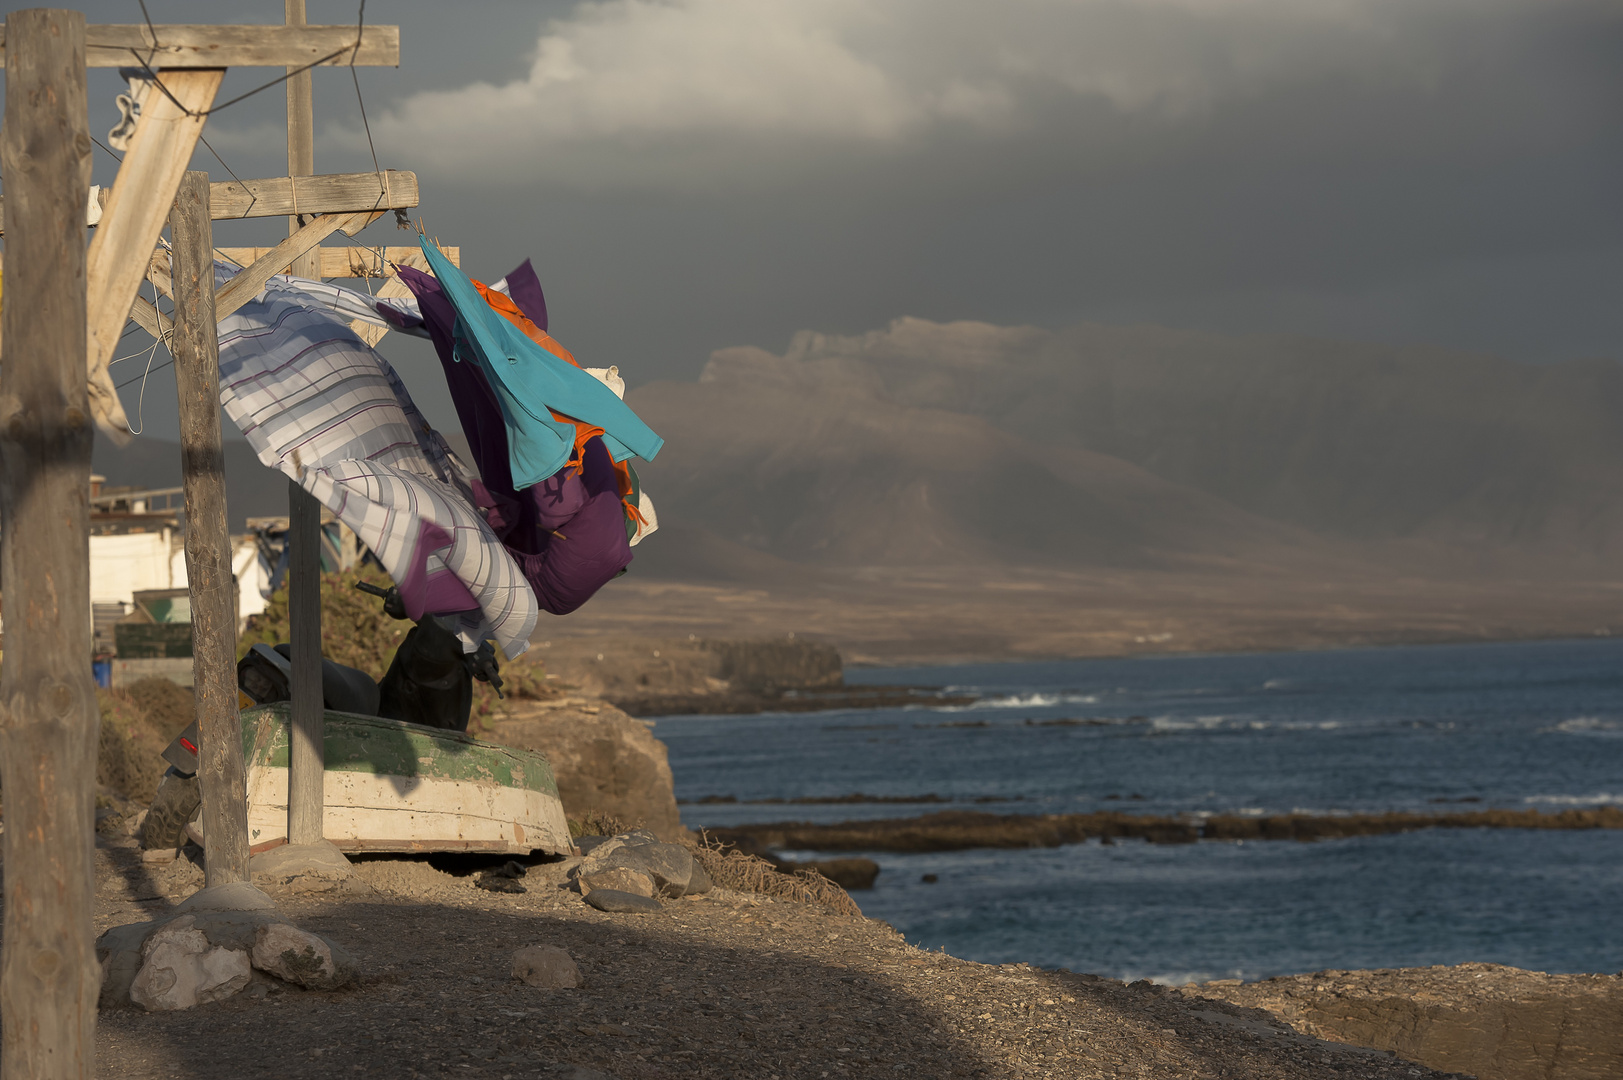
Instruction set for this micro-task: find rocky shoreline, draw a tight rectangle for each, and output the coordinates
[529,633,976,717]
[708,805,1623,853]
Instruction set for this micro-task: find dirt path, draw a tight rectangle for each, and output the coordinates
[87,835,1461,1080]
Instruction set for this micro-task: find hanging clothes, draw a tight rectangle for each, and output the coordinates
[212,263,538,659]
[395,260,649,614]
[414,238,663,488]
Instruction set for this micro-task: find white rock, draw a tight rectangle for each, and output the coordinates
[129,920,251,1011]
[512,945,581,989]
[252,922,356,990]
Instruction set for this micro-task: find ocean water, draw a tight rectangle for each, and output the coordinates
[656,638,1623,982]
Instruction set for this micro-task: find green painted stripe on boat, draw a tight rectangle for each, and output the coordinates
[241,704,559,797]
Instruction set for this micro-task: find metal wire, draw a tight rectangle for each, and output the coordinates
[123,0,365,119]
[91,134,124,163]
[350,0,382,177]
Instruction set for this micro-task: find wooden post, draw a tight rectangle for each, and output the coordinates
[0,10,99,1077]
[284,0,327,846]
[285,0,318,281]
[170,171,251,886]
[286,481,324,845]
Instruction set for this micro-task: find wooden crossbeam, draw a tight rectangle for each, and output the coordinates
[85,68,222,444]
[0,171,417,232]
[0,24,399,68]
[211,170,416,219]
[214,211,376,320]
[214,244,460,278]
[128,294,173,342]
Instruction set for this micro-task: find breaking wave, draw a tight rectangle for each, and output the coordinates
[1548,717,1623,735]
[1523,793,1623,806]
[942,692,1101,711]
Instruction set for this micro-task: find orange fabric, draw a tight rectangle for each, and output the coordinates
[473,278,642,525]
[473,280,579,367]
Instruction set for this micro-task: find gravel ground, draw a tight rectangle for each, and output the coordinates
[87,835,1463,1080]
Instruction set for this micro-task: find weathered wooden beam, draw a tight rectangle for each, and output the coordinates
[0,11,99,1077]
[286,0,326,849]
[286,1,320,286]
[211,170,417,219]
[85,66,222,444]
[128,293,173,342]
[213,210,375,321]
[286,479,326,847]
[0,171,418,232]
[213,244,460,278]
[171,172,254,888]
[0,23,400,68]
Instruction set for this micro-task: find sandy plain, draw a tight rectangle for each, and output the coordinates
[544,565,1623,666]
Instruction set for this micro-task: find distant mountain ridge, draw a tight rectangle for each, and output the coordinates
[625,318,1623,580]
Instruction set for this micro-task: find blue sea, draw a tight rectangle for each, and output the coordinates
[655,638,1623,983]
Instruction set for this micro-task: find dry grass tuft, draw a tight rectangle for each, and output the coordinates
[565,816,862,916]
[568,811,630,839]
[97,678,195,804]
[688,831,863,917]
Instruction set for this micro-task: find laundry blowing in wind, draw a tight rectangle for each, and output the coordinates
[210,234,663,661]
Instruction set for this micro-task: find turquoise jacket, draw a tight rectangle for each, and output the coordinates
[419,238,663,488]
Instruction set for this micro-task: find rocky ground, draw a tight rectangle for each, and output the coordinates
[1184,966,1623,1080]
[87,829,1463,1080]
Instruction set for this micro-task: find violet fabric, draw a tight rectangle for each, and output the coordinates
[397,263,632,616]
[494,259,549,333]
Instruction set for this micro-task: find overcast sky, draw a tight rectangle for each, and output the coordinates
[11,0,1623,440]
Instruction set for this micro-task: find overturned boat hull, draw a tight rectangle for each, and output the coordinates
[238,703,572,856]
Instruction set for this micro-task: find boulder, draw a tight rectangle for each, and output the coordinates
[129,919,251,1011]
[100,909,282,1007]
[682,858,713,896]
[578,866,656,898]
[605,842,693,897]
[251,922,357,990]
[584,889,663,914]
[490,701,684,841]
[98,922,157,1008]
[173,880,277,914]
[511,945,581,989]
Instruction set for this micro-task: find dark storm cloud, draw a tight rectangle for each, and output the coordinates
[7,0,1620,442]
[352,0,1623,372]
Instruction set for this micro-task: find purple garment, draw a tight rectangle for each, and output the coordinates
[495,260,549,334]
[398,262,631,616]
[514,438,632,615]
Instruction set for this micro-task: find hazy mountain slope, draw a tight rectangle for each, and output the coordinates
[734,319,1623,568]
[627,349,1331,572]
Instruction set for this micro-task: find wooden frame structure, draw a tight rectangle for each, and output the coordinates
[0,8,416,1074]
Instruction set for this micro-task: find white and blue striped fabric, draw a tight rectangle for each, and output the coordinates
[212,264,537,659]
